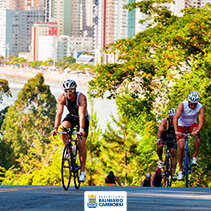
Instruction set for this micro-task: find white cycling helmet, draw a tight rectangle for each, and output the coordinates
[188,91,200,103]
[62,79,77,90]
[168,108,177,116]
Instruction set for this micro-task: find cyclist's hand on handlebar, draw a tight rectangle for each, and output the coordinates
[51,128,58,136]
[175,131,182,136]
[191,130,199,136]
[156,139,162,145]
[79,128,86,137]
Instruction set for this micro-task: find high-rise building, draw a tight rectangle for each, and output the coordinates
[96,0,129,51]
[51,0,94,37]
[0,0,25,10]
[31,22,57,61]
[24,0,41,10]
[114,0,128,41]
[128,0,135,38]
[170,0,209,16]
[51,0,71,36]
[0,9,44,57]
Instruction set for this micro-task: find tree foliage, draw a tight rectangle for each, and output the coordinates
[56,56,76,70]
[1,73,56,168]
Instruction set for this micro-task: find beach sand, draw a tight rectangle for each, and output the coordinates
[0,66,93,85]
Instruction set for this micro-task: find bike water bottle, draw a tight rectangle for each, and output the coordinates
[72,145,76,156]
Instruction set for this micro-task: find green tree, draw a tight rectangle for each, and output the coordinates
[10,57,27,65]
[83,102,103,186]
[99,113,139,186]
[41,59,53,67]
[28,61,42,68]
[69,63,80,71]
[56,56,76,70]
[1,73,56,168]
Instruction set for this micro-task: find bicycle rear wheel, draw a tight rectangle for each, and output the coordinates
[61,144,72,191]
[73,146,81,189]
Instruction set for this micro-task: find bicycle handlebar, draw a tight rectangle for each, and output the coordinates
[180,131,200,143]
[57,131,79,135]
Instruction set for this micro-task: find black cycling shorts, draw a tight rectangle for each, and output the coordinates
[62,114,89,138]
[161,138,177,149]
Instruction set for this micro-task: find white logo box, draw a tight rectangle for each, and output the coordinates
[84,191,127,211]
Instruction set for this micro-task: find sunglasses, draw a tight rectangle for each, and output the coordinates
[64,89,75,93]
[169,117,174,120]
[188,102,197,107]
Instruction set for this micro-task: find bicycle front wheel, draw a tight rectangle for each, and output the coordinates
[61,144,72,191]
[184,152,189,187]
[73,146,81,189]
[165,157,172,187]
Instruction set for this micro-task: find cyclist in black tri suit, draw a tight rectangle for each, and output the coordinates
[140,173,151,187]
[52,79,89,182]
[105,171,122,186]
[151,168,166,187]
[156,108,177,181]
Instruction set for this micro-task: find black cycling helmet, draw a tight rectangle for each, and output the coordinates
[108,171,114,177]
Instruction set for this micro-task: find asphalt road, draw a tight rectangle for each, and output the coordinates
[0,185,211,211]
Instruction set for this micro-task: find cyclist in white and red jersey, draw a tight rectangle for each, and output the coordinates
[173,91,205,180]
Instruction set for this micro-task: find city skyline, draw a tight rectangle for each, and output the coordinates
[0,0,209,64]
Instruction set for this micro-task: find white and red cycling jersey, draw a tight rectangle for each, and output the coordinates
[178,101,203,127]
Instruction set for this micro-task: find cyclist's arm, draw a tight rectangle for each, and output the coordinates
[173,102,184,135]
[150,173,155,187]
[157,118,167,140]
[52,95,65,134]
[197,106,205,132]
[114,176,122,186]
[140,180,144,187]
[78,93,87,135]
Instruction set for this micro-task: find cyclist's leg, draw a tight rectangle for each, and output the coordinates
[177,126,186,172]
[61,114,73,145]
[78,135,87,172]
[169,147,177,175]
[77,117,89,172]
[156,142,164,161]
[189,123,200,158]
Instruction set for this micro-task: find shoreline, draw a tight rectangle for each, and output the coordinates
[0,66,93,85]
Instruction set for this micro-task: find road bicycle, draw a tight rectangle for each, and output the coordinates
[162,140,175,187]
[58,127,81,190]
[181,130,200,187]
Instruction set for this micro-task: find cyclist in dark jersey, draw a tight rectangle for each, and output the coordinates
[151,168,166,187]
[105,171,122,186]
[140,173,151,187]
[156,108,177,181]
[52,79,89,182]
